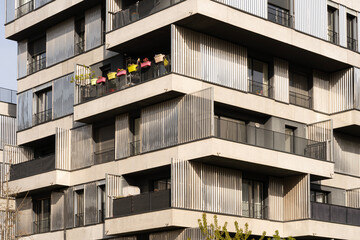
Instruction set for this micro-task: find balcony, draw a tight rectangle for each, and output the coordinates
[289,91,311,109]
[347,36,358,51]
[15,0,34,19]
[75,213,84,227]
[248,79,272,98]
[94,148,115,165]
[214,117,327,161]
[328,30,339,45]
[33,109,52,126]
[28,56,46,75]
[267,4,292,28]
[0,87,17,104]
[10,154,56,181]
[311,202,360,226]
[109,0,184,32]
[76,55,171,104]
[113,189,171,217]
[33,218,50,234]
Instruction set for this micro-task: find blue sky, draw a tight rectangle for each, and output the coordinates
[0,0,17,91]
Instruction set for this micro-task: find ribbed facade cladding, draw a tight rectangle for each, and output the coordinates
[71,125,93,170]
[3,145,34,165]
[85,182,98,225]
[46,18,75,67]
[172,25,248,92]
[283,174,310,221]
[17,40,27,79]
[268,177,284,221]
[16,197,32,235]
[347,188,360,208]
[85,5,103,51]
[53,73,74,119]
[51,191,65,231]
[142,99,179,153]
[74,64,92,105]
[106,0,121,32]
[339,5,347,47]
[307,120,332,161]
[55,128,71,171]
[294,0,328,40]
[214,0,267,18]
[334,132,360,176]
[115,114,130,159]
[273,58,289,103]
[313,70,330,113]
[171,159,242,215]
[0,115,16,150]
[354,67,360,109]
[149,229,204,240]
[106,174,125,218]
[330,68,354,113]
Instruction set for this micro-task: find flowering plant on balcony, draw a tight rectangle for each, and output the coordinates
[141,58,151,68]
[96,76,106,84]
[107,72,117,80]
[117,68,126,77]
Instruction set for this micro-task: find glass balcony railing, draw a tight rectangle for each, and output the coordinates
[289,91,312,109]
[94,148,115,165]
[15,0,34,18]
[311,202,360,226]
[242,202,268,220]
[214,117,328,161]
[110,0,184,31]
[0,87,17,104]
[248,79,272,98]
[328,29,339,45]
[77,55,171,104]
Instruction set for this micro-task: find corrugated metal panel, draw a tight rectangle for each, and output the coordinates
[142,99,179,153]
[85,182,97,225]
[172,159,242,216]
[74,64,92,105]
[346,188,360,208]
[51,191,64,231]
[71,125,93,170]
[294,0,327,40]
[178,88,214,143]
[3,145,34,165]
[6,0,15,23]
[334,132,360,176]
[339,5,347,47]
[354,68,360,109]
[273,58,289,103]
[106,174,128,218]
[149,229,204,240]
[172,25,248,92]
[16,197,33,235]
[358,13,360,52]
[214,0,267,18]
[17,40,27,78]
[53,73,74,119]
[85,5,102,51]
[107,0,121,31]
[56,128,71,171]
[283,174,310,221]
[65,187,74,228]
[0,115,16,150]
[115,114,130,159]
[313,70,330,113]
[46,18,75,66]
[329,68,353,113]
[34,0,52,8]
[268,177,284,221]
[307,120,332,161]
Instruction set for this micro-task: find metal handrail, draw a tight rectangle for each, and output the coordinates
[248,79,272,97]
[15,0,34,18]
[267,4,292,27]
[28,56,46,75]
[328,29,338,44]
[33,218,50,234]
[242,202,268,219]
[33,108,52,126]
[347,36,358,51]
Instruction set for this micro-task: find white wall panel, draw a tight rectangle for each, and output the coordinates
[0,115,16,150]
[56,128,71,171]
[71,125,93,170]
[46,18,75,66]
[214,0,267,18]
[273,58,289,103]
[268,177,284,221]
[347,188,360,208]
[339,6,347,47]
[85,5,102,51]
[115,114,130,159]
[329,68,353,113]
[334,132,360,176]
[294,0,327,40]
[354,67,360,109]
[313,70,330,113]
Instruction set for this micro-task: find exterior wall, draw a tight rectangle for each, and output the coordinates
[85,5,103,51]
[273,58,289,103]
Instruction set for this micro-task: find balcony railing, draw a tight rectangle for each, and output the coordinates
[113,189,171,217]
[0,87,17,104]
[328,29,339,45]
[110,0,184,31]
[75,213,84,227]
[268,5,292,27]
[94,148,115,164]
[311,202,360,226]
[77,55,170,104]
[242,202,268,220]
[10,153,56,181]
[248,79,272,97]
[347,36,358,51]
[33,218,50,234]
[33,108,52,126]
[289,91,311,109]
[15,0,34,18]
[214,117,327,161]
[28,56,46,75]
[129,140,141,156]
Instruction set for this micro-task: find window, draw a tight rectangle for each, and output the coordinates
[93,122,115,164]
[33,197,50,234]
[130,116,141,156]
[285,126,295,153]
[289,69,311,108]
[311,190,329,204]
[347,14,357,51]
[16,0,34,18]
[34,88,52,125]
[242,179,264,219]
[74,190,84,227]
[97,185,105,223]
[268,3,291,27]
[75,16,85,55]
[327,6,338,44]
[248,58,269,97]
[153,178,171,192]
[28,36,46,74]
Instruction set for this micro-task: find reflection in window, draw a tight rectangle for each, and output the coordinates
[242,179,264,219]
[285,127,295,153]
[34,88,52,125]
[153,178,171,192]
[327,6,338,44]
[75,189,84,227]
[311,190,329,204]
[28,36,46,74]
[347,14,357,51]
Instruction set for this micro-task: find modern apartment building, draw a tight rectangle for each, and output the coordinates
[3,0,360,239]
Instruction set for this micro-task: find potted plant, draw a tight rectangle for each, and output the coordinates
[154,54,165,63]
[141,58,151,68]
[117,68,126,77]
[128,63,138,73]
[107,72,117,80]
[96,76,106,84]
